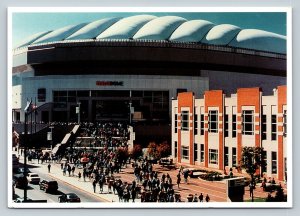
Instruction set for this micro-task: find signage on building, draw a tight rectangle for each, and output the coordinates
[96,81,123,86]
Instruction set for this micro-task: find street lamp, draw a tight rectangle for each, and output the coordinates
[76,102,81,124]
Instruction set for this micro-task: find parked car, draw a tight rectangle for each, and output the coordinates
[39,180,58,193]
[14,198,33,203]
[13,174,28,189]
[58,193,81,203]
[12,154,19,168]
[27,173,40,184]
[13,167,31,175]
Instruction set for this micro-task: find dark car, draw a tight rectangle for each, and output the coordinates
[13,167,32,175]
[58,193,81,203]
[13,174,28,189]
[39,180,58,193]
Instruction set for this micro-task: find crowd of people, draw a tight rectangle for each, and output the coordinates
[15,121,214,203]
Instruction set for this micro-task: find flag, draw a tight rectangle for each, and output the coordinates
[24,100,33,113]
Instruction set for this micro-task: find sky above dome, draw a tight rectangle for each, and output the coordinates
[12,12,287,47]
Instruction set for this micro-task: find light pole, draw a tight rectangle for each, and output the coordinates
[76,102,81,124]
[129,102,132,125]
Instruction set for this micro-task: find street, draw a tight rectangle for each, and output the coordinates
[14,160,103,203]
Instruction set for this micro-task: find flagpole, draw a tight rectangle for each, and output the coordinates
[34,97,36,134]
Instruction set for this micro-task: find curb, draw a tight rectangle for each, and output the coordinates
[47,173,111,203]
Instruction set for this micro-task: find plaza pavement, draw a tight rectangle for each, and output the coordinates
[14,151,287,203]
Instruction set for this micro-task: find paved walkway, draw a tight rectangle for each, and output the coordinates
[14,151,287,202]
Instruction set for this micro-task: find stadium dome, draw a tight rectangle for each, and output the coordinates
[15,14,287,54]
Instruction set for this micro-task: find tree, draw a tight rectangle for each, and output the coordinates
[130,144,143,161]
[147,142,159,159]
[115,147,129,167]
[157,141,171,159]
[240,146,265,202]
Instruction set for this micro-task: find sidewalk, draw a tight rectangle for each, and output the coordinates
[40,162,141,203]
[14,151,286,202]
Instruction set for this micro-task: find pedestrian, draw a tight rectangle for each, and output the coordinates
[183,170,189,184]
[177,172,181,188]
[205,194,210,202]
[47,163,51,173]
[92,180,97,193]
[67,165,71,176]
[63,166,67,176]
[199,193,204,202]
[72,166,75,176]
[78,171,82,181]
[193,194,198,202]
[249,183,254,198]
[131,188,136,203]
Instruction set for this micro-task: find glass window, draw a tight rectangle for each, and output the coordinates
[242,110,254,135]
[37,88,46,102]
[182,146,189,160]
[200,144,204,162]
[194,109,198,135]
[262,151,267,173]
[283,111,287,137]
[232,114,237,137]
[174,141,177,158]
[262,115,267,140]
[200,114,204,135]
[181,111,189,131]
[272,152,277,174]
[77,90,89,97]
[194,143,198,162]
[209,149,218,164]
[271,115,277,140]
[225,147,229,166]
[232,147,237,167]
[208,110,218,133]
[174,113,178,133]
[224,114,229,137]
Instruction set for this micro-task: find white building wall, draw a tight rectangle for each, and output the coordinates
[171,100,178,159]
[224,96,237,168]
[17,74,209,121]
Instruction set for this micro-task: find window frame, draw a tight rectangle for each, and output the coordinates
[181,111,189,131]
[271,151,277,174]
[208,110,218,133]
[271,114,277,140]
[242,110,254,135]
[209,149,218,164]
[182,146,189,160]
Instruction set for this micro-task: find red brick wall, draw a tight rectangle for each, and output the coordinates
[177,92,194,164]
[237,88,261,166]
[204,90,224,170]
[277,85,287,181]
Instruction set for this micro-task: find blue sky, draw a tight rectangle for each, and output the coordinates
[12,12,287,47]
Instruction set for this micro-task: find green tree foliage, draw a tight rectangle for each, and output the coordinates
[240,146,265,202]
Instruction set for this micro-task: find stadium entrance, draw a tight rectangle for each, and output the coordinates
[53,90,170,123]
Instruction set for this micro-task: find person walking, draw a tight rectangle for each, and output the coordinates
[205,194,210,202]
[92,179,97,193]
[72,166,75,176]
[176,172,181,188]
[78,171,82,181]
[47,163,51,173]
[199,193,204,202]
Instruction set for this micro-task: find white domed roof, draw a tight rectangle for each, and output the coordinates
[16,14,286,54]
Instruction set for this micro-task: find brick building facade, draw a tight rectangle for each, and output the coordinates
[171,86,287,181]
